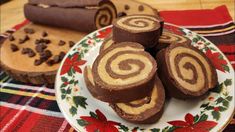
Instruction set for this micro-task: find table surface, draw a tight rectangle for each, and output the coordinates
[1,0,234,33]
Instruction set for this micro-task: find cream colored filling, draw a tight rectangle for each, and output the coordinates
[96,4,116,29]
[116,85,157,115]
[98,46,154,85]
[160,32,187,43]
[103,40,114,50]
[37,4,50,8]
[169,47,212,91]
[87,66,95,86]
[117,16,157,32]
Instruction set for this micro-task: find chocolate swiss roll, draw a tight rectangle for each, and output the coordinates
[110,75,165,124]
[155,30,191,51]
[113,15,163,48]
[99,34,115,53]
[92,42,157,102]
[24,0,117,32]
[156,43,218,99]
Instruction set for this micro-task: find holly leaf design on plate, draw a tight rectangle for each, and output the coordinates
[73,96,88,109]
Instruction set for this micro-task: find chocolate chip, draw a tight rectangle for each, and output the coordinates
[9,35,15,41]
[58,40,66,46]
[10,44,19,52]
[28,49,36,57]
[59,51,66,60]
[19,35,30,44]
[42,31,48,37]
[124,5,130,10]
[34,59,43,66]
[43,39,51,44]
[69,41,75,48]
[21,48,30,54]
[138,5,144,11]
[35,39,41,45]
[24,28,35,34]
[53,55,60,63]
[40,50,52,61]
[35,44,47,53]
[117,12,127,18]
[46,59,54,66]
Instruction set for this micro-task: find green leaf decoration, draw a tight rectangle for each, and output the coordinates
[67,88,72,94]
[194,114,199,123]
[226,96,233,101]
[222,100,229,107]
[151,128,160,132]
[69,106,77,116]
[218,54,223,59]
[69,79,74,84]
[61,77,68,82]
[119,124,129,132]
[216,97,224,104]
[198,114,208,122]
[209,47,216,51]
[211,83,223,93]
[212,111,220,121]
[61,83,67,88]
[61,89,66,94]
[224,79,232,86]
[222,65,230,72]
[74,80,79,85]
[68,68,73,76]
[218,106,227,112]
[192,38,198,42]
[89,111,98,119]
[200,103,209,108]
[205,106,214,110]
[73,96,88,109]
[61,94,66,100]
[77,119,88,126]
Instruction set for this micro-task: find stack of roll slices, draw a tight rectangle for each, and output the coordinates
[84,14,218,124]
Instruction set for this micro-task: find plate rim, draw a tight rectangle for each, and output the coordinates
[55,23,235,132]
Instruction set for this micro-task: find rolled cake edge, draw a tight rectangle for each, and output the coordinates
[92,42,157,102]
[156,43,218,99]
[99,34,115,53]
[110,75,165,124]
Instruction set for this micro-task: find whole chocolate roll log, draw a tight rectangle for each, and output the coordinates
[113,15,163,48]
[110,75,165,124]
[92,42,157,102]
[155,30,191,51]
[99,34,115,53]
[156,43,218,99]
[24,0,117,32]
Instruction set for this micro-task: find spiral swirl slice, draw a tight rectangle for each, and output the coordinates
[92,42,157,102]
[110,75,165,124]
[95,1,117,29]
[156,43,218,99]
[99,34,115,53]
[155,30,191,50]
[113,15,163,48]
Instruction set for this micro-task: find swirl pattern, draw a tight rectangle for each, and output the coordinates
[93,42,156,87]
[160,31,189,44]
[99,35,115,53]
[92,42,157,102]
[157,43,217,98]
[110,76,165,124]
[95,1,117,29]
[116,15,159,32]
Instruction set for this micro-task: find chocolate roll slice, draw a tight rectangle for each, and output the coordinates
[113,15,163,48]
[155,30,191,51]
[24,0,117,32]
[110,75,165,124]
[156,43,218,99]
[99,34,115,53]
[92,42,157,102]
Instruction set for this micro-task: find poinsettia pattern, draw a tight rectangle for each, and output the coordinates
[60,54,86,75]
[97,27,112,39]
[77,109,120,132]
[205,49,229,72]
[168,113,217,132]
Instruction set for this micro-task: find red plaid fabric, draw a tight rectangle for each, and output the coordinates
[0,5,234,132]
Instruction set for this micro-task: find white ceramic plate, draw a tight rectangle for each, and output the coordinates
[55,24,234,132]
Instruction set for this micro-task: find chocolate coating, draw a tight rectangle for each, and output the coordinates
[110,75,165,124]
[156,43,218,99]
